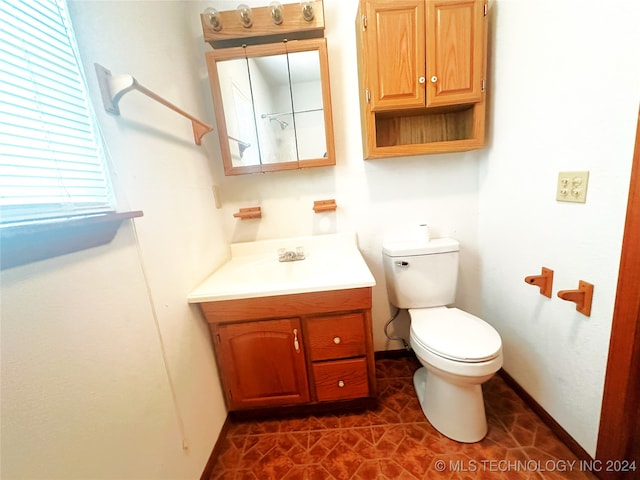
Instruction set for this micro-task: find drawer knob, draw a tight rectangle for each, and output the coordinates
[333,336,341,344]
[338,380,345,388]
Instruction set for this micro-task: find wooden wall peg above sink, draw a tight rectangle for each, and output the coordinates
[313,199,337,213]
[233,206,262,220]
[524,267,554,298]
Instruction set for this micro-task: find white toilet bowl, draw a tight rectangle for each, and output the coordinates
[409,306,503,443]
[381,236,503,443]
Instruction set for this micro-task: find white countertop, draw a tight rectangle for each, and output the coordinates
[187,232,376,303]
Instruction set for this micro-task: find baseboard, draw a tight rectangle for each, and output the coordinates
[375,348,414,359]
[498,369,594,465]
[200,415,232,480]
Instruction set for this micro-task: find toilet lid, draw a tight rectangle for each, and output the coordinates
[410,307,502,362]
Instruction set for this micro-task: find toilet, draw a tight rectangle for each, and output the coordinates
[382,237,503,443]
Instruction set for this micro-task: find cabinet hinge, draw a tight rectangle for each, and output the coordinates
[362,15,367,31]
[484,3,488,16]
[228,389,232,399]
[481,79,486,92]
[365,88,371,103]
[216,333,221,344]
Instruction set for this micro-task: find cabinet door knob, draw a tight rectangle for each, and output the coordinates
[333,336,341,344]
[430,75,438,83]
[338,380,345,388]
[418,76,426,84]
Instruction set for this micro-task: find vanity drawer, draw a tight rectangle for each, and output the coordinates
[313,357,369,401]
[306,313,366,361]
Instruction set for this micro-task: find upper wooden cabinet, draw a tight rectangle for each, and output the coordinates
[356,0,489,158]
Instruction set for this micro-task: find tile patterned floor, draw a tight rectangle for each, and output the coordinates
[208,356,597,479]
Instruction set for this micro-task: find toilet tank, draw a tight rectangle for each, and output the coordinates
[382,238,459,309]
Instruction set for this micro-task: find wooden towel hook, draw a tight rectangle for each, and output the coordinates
[524,267,554,298]
[557,280,594,316]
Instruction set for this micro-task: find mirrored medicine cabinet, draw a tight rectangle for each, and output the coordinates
[205,38,335,176]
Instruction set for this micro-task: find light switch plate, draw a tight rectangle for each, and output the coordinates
[557,171,589,203]
[212,185,222,209]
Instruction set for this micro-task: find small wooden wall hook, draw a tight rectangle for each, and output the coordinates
[313,199,337,213]
[557,280,594,316]
[233,206,262,220]
[524,267,554,298]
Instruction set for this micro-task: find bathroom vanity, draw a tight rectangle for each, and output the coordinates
[188,233,377,413]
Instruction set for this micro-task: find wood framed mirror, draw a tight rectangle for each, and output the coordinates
[206,38,335,175]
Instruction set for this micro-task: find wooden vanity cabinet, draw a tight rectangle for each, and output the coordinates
[356,0,488,158]
[200,287,376,412]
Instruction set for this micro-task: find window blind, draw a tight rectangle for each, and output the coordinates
[0,0,115,225]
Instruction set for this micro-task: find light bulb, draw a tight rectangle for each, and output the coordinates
[203,7,222,32]
[236,4,253,28]
[270,2,284,25]
[300,0,315,21]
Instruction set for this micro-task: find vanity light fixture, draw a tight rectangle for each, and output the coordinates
[301,0,315,21]
[203,7,222,31]
[200,1,326,51]
[236,4,253,28]
[270,2,284,25]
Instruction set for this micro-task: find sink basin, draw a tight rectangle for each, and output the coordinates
[188,232,376,303]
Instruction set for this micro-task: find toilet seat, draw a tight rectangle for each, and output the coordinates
[409,307,502,363]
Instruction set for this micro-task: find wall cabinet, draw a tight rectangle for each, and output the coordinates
[206,38,335,176]
[200,288,376,412]
[356,0,488,158]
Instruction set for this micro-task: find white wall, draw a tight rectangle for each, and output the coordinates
[479,0,640,457]
[1,2,229,479]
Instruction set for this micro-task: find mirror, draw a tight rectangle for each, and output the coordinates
[206,38,335,175]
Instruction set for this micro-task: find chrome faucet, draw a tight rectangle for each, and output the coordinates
[278,247,305,262]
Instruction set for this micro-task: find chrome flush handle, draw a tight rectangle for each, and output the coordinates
[395,261,410,268]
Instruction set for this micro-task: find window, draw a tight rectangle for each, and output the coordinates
[1,0,115,224]
[0,0,141,269]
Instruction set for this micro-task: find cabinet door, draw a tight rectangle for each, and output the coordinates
[216,318,309,410]
[365,0,425,111]
[425,0,486,107]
